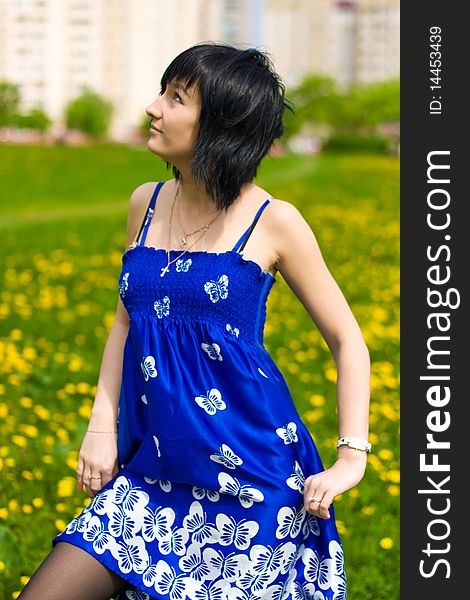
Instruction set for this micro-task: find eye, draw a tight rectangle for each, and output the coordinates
[173,92,182,103]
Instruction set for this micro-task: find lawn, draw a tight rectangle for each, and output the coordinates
[0,144,399,599]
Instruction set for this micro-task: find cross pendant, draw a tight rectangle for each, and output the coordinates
[160,265,170,277]
[181,237,187,246]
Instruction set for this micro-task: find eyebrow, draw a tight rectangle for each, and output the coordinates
[170,81,190,98]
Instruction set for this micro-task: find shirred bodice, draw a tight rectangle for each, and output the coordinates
[118,245,276,346]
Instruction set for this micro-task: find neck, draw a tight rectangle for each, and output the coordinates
[176,173,218,216]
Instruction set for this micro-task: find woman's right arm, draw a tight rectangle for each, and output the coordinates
[77,182,157,497]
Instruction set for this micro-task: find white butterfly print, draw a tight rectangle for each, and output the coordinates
[141,505,175,543]
[194,387,226,415]
[210,444,243,470]
[192,578,231,600]
[176,258,192,272]
[178,542,214,581]
[192,486,220,502]
[140,558,159,588]
[302,512,321,538]
[275,505,306,539]
[182,501,218,546]
[153,435,161,457]
[154,559,200,600]
[122,589,151,600]
[329,540,345,576]
[275,421,298,444]
[215,514,259,550]
[291,580,316,600]
[286,461,306,493]
[158,525,190,556]
[154,295,170,318]
[301,547,329,586]
[225,323,239,337]
[204,274,229,303]
[218,472,264,508]
[112,475,149,513]
[238,569,272,593]
[107,503,140,541]
[119,272,129,297]
[82,516,115,554]
[141,355,158,381]
[112,536,149,575]
[142,478,172,493]
[86,487,116,516]
[257,367,268,378]
[201,342,223,361]
[141,394,148,404]
[65,510,92,534]
[249,542,295,579]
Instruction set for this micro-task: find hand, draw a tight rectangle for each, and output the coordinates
[304,454,367,519]
[76,430,119,499]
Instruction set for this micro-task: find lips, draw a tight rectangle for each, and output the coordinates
[150,125,162,133]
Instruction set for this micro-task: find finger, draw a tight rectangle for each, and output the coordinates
[76,456,85,492]
[100,468,114,489]
[305,489,322,513]
[317,492,334,519]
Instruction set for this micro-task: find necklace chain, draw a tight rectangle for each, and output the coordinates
[160,181,221,277]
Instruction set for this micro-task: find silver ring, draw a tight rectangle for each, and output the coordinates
[89,474,102,480]
[309,496,320,503]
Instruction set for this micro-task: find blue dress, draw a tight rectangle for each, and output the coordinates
[52,181,347,600]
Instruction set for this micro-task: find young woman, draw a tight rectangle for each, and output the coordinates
[20,42,370,600]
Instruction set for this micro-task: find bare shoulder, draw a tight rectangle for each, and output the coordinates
[262,196,315,267]
[126,181,161,247]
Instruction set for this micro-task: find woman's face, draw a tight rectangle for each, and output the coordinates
[145,79,201,164]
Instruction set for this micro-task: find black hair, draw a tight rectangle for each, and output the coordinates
[158,41,294,211]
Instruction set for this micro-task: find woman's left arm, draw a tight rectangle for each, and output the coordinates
[270,199,371,520]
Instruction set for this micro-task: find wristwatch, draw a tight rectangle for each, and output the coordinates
[337,436,372,454]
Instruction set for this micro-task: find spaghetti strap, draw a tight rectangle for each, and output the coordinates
[136,182,165,247]
[232,198,271,253]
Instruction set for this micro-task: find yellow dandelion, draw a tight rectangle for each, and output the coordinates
[0,403,8,418]
[10,329,23,340]
[8,499,19,511]
[388,485,400,496]
[55,503,67,512]
[379,537,394,549]
[42,455,53,464]
[22,424,39,438]
[6,457,16,467]
[336,520,347,535]
[0,446,10,457]
[12,591,21,599]
[0,507,9,519]
[0,560,5,571]
[55,519,67,532]
[78,403,92,419]
[33,468,43,480]
[12,435,27,448]
[32,497,44,508]
[19,397,33,408]
[64,383,76,394]
[22,504,33,514]
[361,506,375,515]
[20,576,30,586]
[388,469,400,483]
[23,347,37,360]
[33,405,50,420]
[68,357,83,372]
[378,448,394,460]
[325,368,337,383]
[348,488,360,498]
[57,476,75,498]
[21,470,34,480]
[309,394,326,407]
[76,382,90,394]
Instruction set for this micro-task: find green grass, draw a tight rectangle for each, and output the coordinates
[0,144,399,599]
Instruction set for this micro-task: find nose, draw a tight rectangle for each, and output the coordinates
[146,97,162,119]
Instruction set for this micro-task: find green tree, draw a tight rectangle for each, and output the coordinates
[64,88,114,139]
[14,107,52,133]
[0,81,21,127]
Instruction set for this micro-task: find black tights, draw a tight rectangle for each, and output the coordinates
[17,541,135,600]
